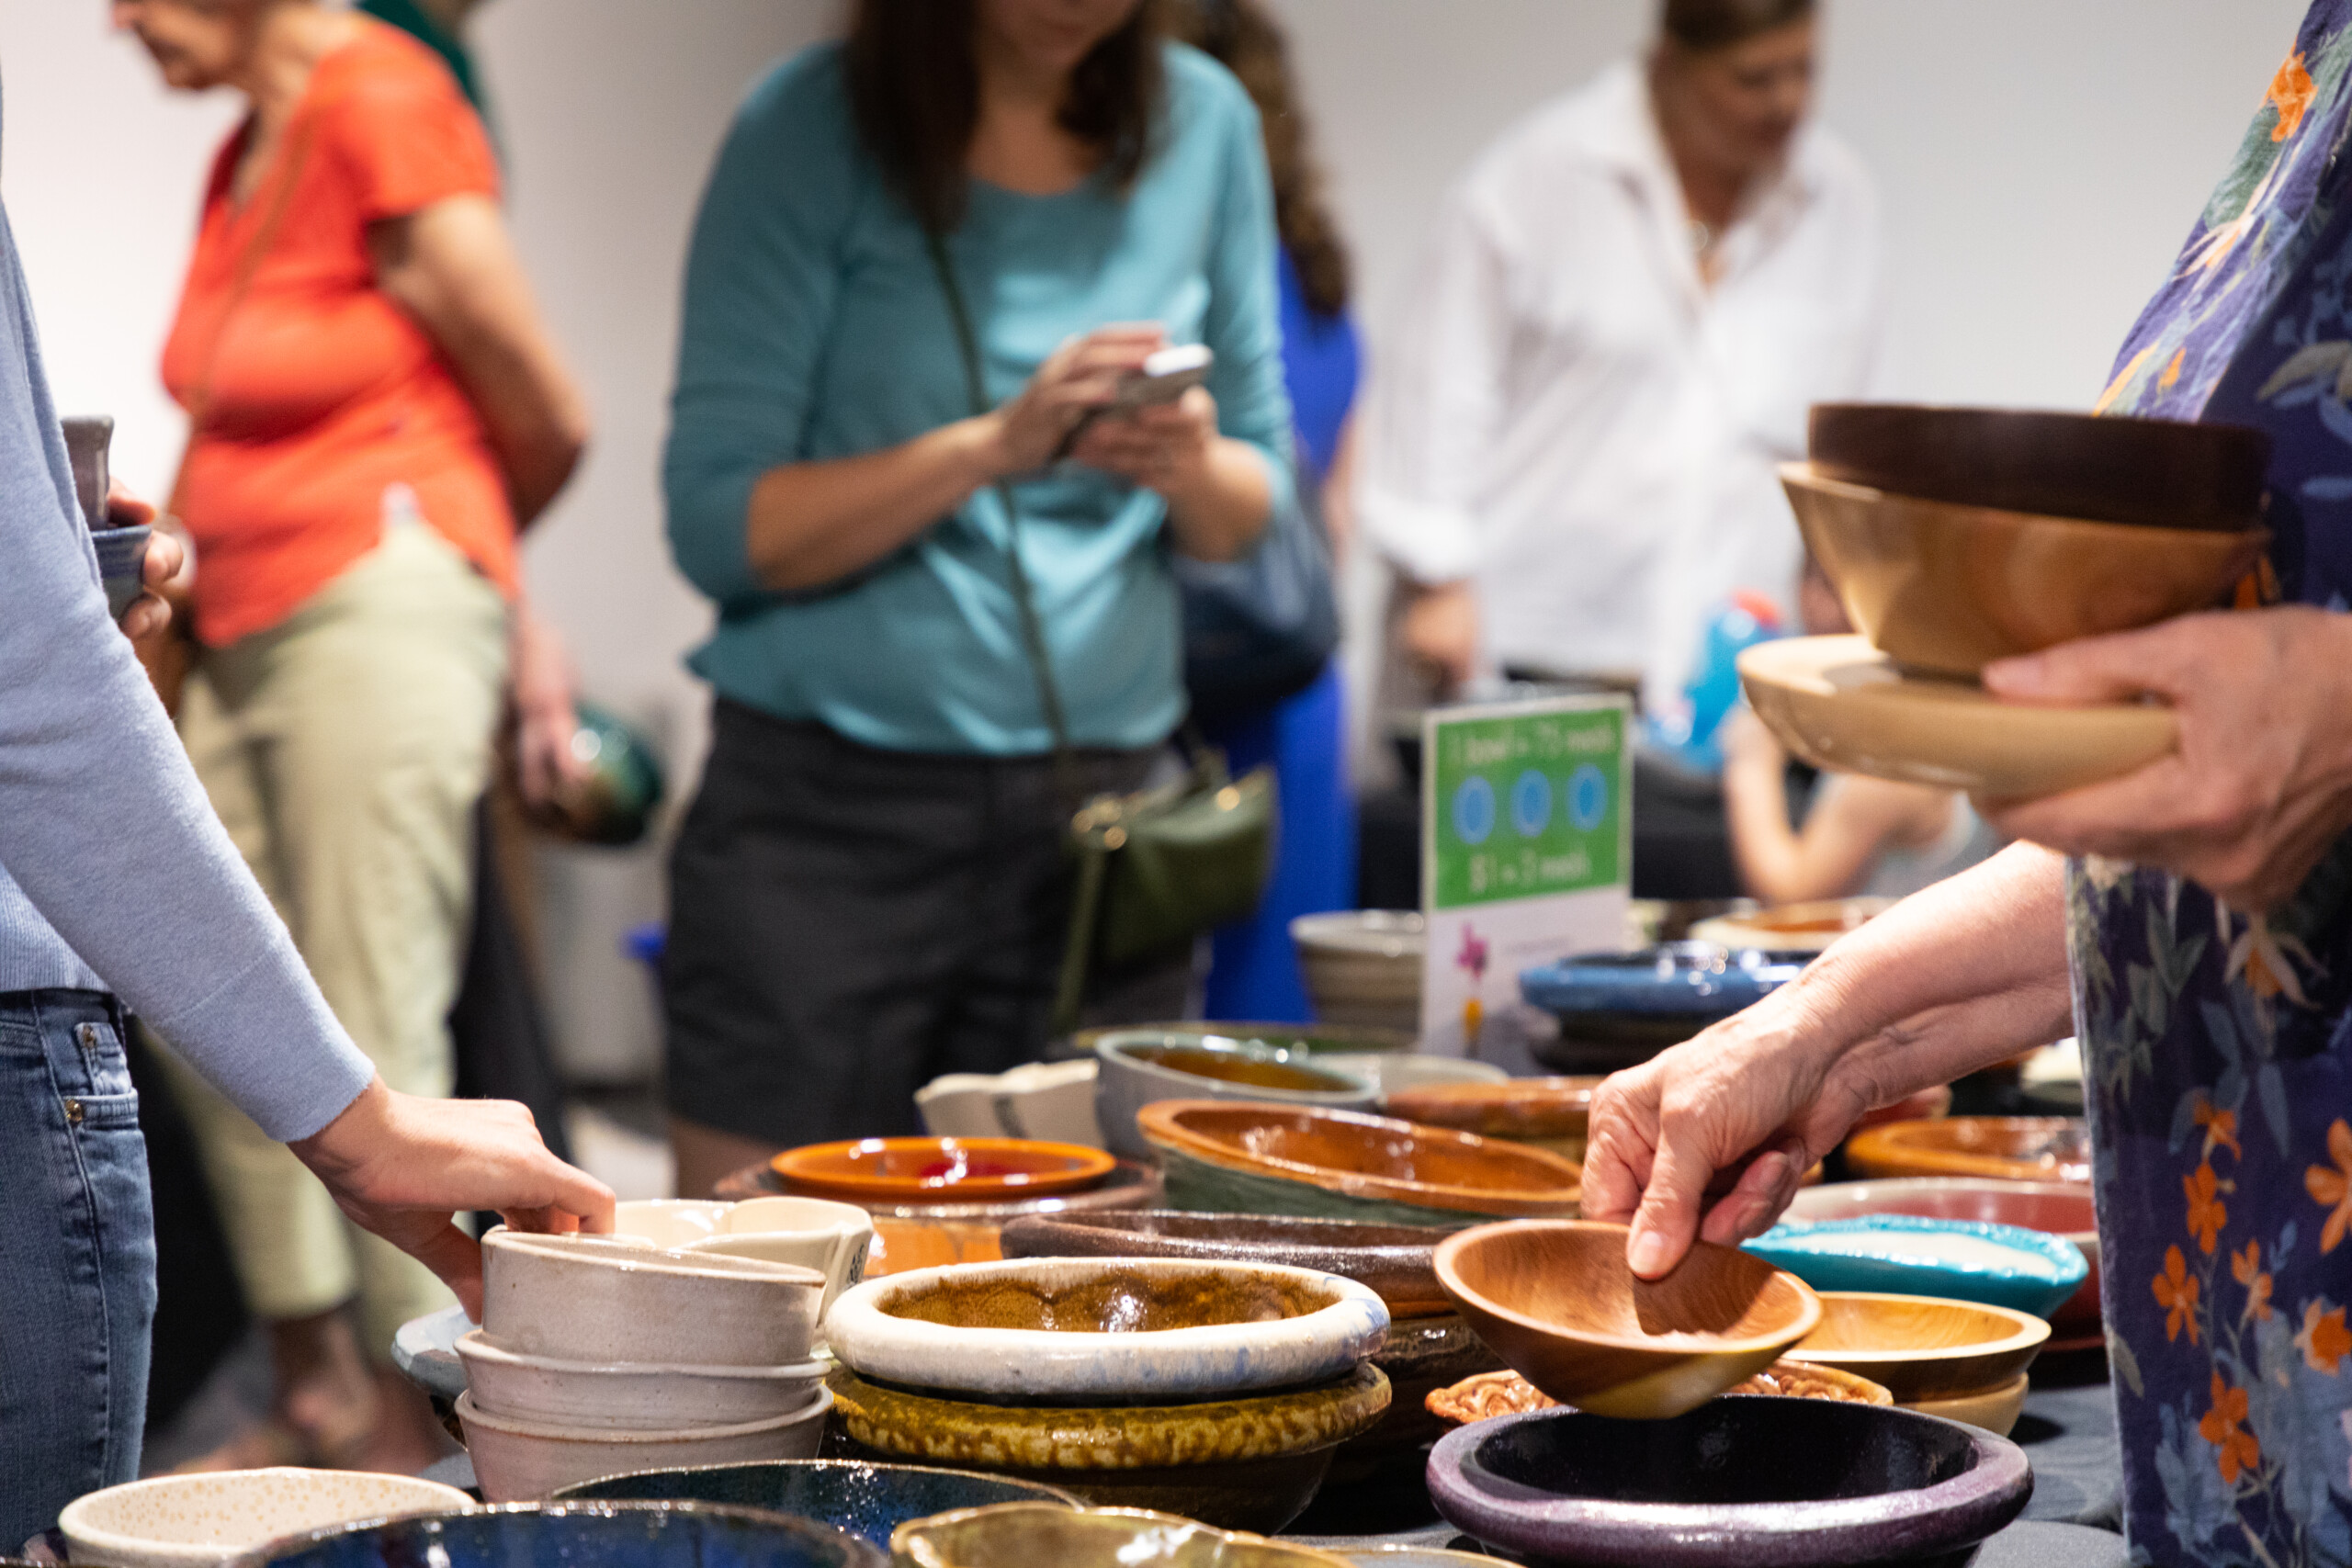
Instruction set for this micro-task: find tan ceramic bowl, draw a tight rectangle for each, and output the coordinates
[59,1471,473,1568]
[1781,462,2267,678]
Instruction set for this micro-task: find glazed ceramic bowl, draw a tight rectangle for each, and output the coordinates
[1093,1033,1379,1160]
[1423,1359,1892,1427]
[828,1364,1389,1533]
[1781,462,2268,677]
[1907,1371,2033,1438]
[1518,946,1807,1075]
[1779,1292,2051,1404]
[918,1060,1105,1147]
[1686,898,1891,953]
[1784,1179,2101,1343]
[891,1505,1349,1568]
[773,1138,1116,1202]
[1433,1221,1821,1420]
[1324,1054,1510,1098]
[391,1303,472,1403]
[1844,1116,2090,1184]
[823,1257,1388,1404]
[480,1231,824,1366]
[1336,1311,1510,1471]
[1741,1215,2087,1319]
[59,1471,472,1568]
[1426,1400,2032,1567]
[456,1330,827,1429]
[1138,1101,1583,1229]
[1805,402,2270,533]
[616,1197,873,1318]
[227,1504,883,1568]
[553,1461,1076,1545]
[1292,912,1424,1032]
[999,1211,1456,1318]
[1073,1021,1419,1058]
[1383,1077,1602,1163]
[456,1387,831,1503]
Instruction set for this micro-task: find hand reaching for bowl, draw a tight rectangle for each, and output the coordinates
[1981,605,2352,910]
[288,1077,616,1320]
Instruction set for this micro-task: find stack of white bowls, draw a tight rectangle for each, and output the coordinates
[1290,910,1425,1032]
[455,1229,831,1500]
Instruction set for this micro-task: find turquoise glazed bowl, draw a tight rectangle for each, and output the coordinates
[553,1461,1077,1546]
[1741,1215,2087,1319]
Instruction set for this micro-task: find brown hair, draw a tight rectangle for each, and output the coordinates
[1660,0,1815,52]
[844,0,1166,235]
[1168,0,1351,317]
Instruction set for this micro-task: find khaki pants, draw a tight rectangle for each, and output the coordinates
[160,514,507,1358]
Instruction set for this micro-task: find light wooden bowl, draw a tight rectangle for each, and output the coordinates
[1432,1221,1821,1420]
[1906,1371,2032,1437]
[1779,1291,2049,1403]
[1844,1117,2089,1184]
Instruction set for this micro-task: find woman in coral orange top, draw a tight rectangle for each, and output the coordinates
[123,0,588,1472]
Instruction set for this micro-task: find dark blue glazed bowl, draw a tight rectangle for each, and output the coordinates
[229,1502,886,1568]
[554,1461,1079,1547]
[90,525,152,622]
[1520,944,1809,1073]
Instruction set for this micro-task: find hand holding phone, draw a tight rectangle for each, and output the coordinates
[1056,344,1215,459]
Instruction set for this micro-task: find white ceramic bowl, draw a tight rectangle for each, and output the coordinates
[916,1059,1105,1147]
[615,1197,874,1318]
[456,1329,827,1429]
[456,1386,831,1503]
[1322,1052,1510,1097]
[824,1256,1390,1403]
[481,1230,822,1366]
[60,1470,473,1568]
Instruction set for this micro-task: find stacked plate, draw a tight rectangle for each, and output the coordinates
[454,1230,832,1500]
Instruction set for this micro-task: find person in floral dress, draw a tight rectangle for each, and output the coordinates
[1583,5,2352,1562]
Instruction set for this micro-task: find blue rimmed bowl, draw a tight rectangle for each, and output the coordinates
[227,1502,885,1568]
[552,1461,1078,1546]
[1519,945,1808,1074]
[1740,1215,2087,1319]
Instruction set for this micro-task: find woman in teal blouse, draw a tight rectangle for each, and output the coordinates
[661,0,1295,1193]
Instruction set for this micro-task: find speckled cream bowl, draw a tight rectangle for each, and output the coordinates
[60,1469,474,1568]
[456,1329,828,1429]
[481,1229,824,1366]
[824,1257,1389,1404]
[457,1386,832,1503]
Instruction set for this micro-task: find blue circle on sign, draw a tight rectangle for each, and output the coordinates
[1510,769,1552,837]
[1453,776,1496,845]
[1568,764,1610,831]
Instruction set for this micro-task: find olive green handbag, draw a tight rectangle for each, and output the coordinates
[924,231,1274,1033]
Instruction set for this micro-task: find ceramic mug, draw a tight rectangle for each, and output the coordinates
[616,1197,873,1316]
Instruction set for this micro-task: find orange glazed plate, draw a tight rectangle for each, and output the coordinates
[774,1137,1117,1201]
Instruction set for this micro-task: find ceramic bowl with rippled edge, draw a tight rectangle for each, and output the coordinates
[1383,1077,1602,1164]
[616,1198,873,1319]
[59,1471,474,1568]
[224,1503,884,1568]
[918,1061,1104,1147]
[1905,1371,2032,1438]
[1093,1032,1381,1161]
[823,1257,1389,1404]
[1805,402,2271,534]
[1423,1359,1892,1429]
[1686,897,1892,953]
[481,1230,824,1367]
[1137,1101,1583,1230]
[1781,462,2269,678]
[1777,1291,2052,1404]
[456,1329,828,1430]
[773,1138,1117,1203]
[891,1505,1351,1568]
[825,1363,1390,1534]
[1518,946,1808,1076]
[551,1461,1078,1546]
[456,1386,831,1503]
[1742,1215,2086,1319]
[90,524,153,622]
[1843,1116,2090,1185]
[999,1211,1457,1318]
[1291,912,1425,1032]
[1073,1021,1419,1059]
[1785,1179,2101,1343]
[1425,1399,2032,1568]
[1434,1221,1822,1420]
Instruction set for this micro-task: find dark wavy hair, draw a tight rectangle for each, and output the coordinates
[1168,0,1351,318]
[845,0,1166,235]
[1661,0,1816,52]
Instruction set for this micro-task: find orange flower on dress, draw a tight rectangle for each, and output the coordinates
[2186,1161,2228,1254]
[2271,50,2318,142]
[2233,1240,2275,1322]
[2160,347,2187,390]
[2299,1300,2352,1375]
[2200,1372,2262,1484]
[2154,1245,2201,1345]
[2306,1119,2352,1254]
[2194,1098,2243,1162]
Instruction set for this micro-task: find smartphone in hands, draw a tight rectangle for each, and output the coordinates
[1057,344,1215,459]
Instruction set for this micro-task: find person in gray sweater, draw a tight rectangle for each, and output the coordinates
[0,157,612,1532]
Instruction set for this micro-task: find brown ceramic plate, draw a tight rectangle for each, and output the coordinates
[1425,1359,1891,1427]
[1843,1116,2090,1185]
[1807,403,2270,532]
[999,1211,1455,1318]
[772,1138,1117,1201]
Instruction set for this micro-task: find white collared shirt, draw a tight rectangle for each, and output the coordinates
[1360,61,1884,708]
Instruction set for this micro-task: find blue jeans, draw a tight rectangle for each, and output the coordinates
[0,992,155,1542]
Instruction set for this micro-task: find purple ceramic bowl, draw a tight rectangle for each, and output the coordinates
[1426,1397,2031,1567]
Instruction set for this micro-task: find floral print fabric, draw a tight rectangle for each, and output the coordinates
[2079,3,2352,1562]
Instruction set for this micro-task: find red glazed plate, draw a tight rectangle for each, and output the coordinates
[774,1137,1116,1201]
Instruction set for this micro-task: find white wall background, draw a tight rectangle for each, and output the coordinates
[0,0,2308,1078]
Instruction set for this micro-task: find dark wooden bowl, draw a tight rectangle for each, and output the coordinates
[1807,403,2270,532]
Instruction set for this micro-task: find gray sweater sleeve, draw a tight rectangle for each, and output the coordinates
[0,198,378,1142]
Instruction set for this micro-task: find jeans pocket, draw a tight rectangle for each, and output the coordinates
[66,1090,142,1134]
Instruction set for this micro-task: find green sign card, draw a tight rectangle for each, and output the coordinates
[1424,696,1632,912]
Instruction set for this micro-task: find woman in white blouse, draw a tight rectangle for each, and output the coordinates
[1361,0,1882,713]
